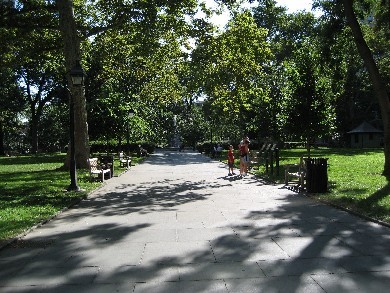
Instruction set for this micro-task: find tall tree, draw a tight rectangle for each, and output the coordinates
[1,0,246,158]
[57,0,90,167]
[1,1,59,154]
[84,0,199,146]
[0,69,24,155]
[21,64,59,154]
[251,1,337,142]
[341,0,390,176]
[0,10,24,155]
[192,10,271,136]
[281,44,335,145]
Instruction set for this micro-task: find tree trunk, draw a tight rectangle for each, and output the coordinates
[57,0,90,168]
[30,113,39,154]
[343,0,390,177]
[0,119,4,156]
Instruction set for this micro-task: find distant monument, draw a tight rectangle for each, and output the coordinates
[170,115,181,148]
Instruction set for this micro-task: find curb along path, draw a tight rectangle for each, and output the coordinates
[0,150,389,292]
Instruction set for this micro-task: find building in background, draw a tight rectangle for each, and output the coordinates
[347,121,383,148]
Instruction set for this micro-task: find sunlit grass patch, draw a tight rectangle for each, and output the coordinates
[0,153,142,241]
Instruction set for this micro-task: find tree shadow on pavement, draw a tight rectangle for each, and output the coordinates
[1,151,389,292]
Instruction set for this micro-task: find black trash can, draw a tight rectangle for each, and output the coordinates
[99,155,114,178]
[305,158,328,193]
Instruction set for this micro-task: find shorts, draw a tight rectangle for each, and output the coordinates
[241,154,250,164]
[228,162,234,168]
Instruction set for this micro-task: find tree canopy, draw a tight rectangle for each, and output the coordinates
[1,0,389,175]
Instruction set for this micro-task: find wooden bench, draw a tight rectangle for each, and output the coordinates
[248,151,258,171]
[264,143,279,175]
[99,155,114,178]
[119,152,131,169]
[88,158,111,182]
[248,143,280,175]
[284,156,307,188]
[248,143,269,170]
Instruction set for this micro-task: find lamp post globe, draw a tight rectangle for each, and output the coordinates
[70,60,85,85]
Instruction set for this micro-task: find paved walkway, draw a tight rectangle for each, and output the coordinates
[0,150,389,292]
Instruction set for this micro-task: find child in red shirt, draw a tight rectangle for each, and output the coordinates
[228,145,235,176]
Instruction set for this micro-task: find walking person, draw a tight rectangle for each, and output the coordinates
[227,145,236,176]
[243,139,250,175]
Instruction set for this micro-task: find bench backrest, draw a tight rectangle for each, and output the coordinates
[259,143,266,151]
[88,158,99,173]
[300,156,309,171]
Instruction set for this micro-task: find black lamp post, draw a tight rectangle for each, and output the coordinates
[67,60,85,192]
[126,109,135,154]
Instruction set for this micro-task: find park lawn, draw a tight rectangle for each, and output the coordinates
[0,154,142,241]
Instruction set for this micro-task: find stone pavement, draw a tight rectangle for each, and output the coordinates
[0,150,389,292]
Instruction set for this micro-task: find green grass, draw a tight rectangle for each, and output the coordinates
[0,154,144,241]
[252,148,389,223]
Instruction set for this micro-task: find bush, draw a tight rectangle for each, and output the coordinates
[90,141,156,155]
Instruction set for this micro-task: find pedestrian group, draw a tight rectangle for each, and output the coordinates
[227,135,250,178]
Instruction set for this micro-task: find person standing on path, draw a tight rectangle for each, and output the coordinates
[227,145,236,176]
[239,137,250,176]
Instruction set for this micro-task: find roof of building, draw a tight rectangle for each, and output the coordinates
[347,121,383,134]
